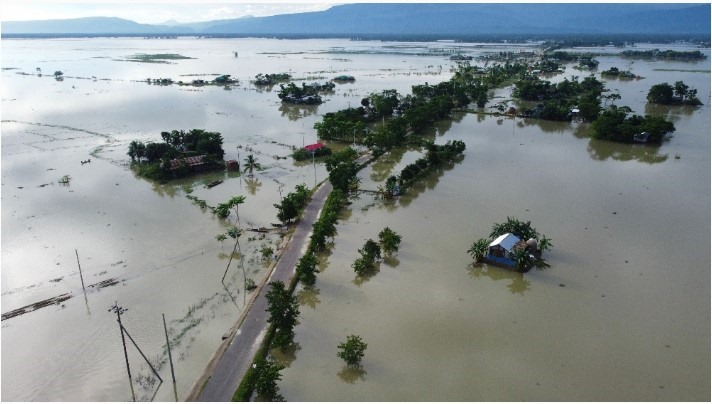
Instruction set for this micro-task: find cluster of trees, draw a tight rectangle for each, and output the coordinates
[600,67,639,79]
[312,61,530,155]
[278,81,335,104]
[468,217,552,272]
[273,184,310,224]
[590,105,676,143]
[326,148,361,194]
[277,82,322,104]
[514,74,605,121]
[127,129,225,181]
[647,81,702,106]
[394,140,466,190]
[352,227,402,276]
[254,73,291,86]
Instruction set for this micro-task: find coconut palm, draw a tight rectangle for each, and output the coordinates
[243,154,260,177]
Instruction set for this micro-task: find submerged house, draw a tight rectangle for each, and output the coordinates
[486,233,521,267]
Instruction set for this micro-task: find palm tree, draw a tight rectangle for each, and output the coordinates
[244,154,260,177]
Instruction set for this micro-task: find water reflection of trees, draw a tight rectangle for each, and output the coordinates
[338,365,367,384]
[353,263,380,287]
[271,342,301,368]
[587,139,668,164]
[467,263,531,295]
[296,286,321,309]
[244,176,262,194]
[644,103,698,122]
[279,103,319,121]
[383,255,400,268]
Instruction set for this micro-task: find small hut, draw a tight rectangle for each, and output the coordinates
[486,233,521,266]
[226,160,240,171]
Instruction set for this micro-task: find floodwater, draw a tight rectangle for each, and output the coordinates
[1,38,710,401]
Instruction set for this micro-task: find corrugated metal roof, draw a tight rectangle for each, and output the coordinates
[489,233,520,251]
[170,155,205,169]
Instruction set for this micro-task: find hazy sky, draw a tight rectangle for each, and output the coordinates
[0,1,342,24]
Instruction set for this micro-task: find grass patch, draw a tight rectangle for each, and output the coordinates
[652,68,710,73]
[123,53,194,63]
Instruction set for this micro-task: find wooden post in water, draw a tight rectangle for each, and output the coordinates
[162,313,178,401]
[75,249,86,292]
[111,302,135,402]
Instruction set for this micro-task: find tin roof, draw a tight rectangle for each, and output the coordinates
[489,233,521,251]
[169,155,205,169]
[304,143,325,152]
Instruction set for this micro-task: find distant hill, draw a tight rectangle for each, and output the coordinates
[2,4,710,37]
[1,16,192,35]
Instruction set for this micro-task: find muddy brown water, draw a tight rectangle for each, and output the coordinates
[1,38,709,401]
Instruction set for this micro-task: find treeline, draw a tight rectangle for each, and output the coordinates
[395,140,466,191]
[620,49,706,60]
[313,60,527,153]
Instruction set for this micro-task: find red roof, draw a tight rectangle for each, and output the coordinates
[304,143,325,152]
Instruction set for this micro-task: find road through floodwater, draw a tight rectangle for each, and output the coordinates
[1,38,709,401]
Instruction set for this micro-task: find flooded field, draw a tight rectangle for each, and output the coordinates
[1,38,710,401]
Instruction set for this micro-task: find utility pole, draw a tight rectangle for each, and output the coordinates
[162,314,178,401]
[110,302,135,402]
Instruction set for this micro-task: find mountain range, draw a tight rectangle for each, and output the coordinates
[2,3,710,37]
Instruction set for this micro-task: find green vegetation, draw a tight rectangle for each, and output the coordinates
[352,239,381,276]
[278,82,332,104]
[619,49,706,60]
[470,217,553,272]
[250,357,284,401]
[243,154,261,176]
[378,227,402,254]
[128,129,225,182]
[273,184,310,224]
[467,238,490,262]
[124,53,194,63]
[213,195,246,220]
[292,145,332,161]
[395,140,466,191]
[265,280,300,349]
[600,67,639,79]
[338,335,367,367]
[254,73,291,86]
[490,217,541,241]
[308,189,347,253]
[647,81,702,106]
[590,105,676,143]
[514,74,605,121]
[295,253,318,285]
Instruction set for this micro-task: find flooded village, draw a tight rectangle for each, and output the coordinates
[1,25,710,402]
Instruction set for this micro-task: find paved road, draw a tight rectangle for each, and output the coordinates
[189,180,334,401]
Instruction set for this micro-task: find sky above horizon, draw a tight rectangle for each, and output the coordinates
[0,2,341,24]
